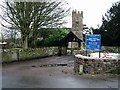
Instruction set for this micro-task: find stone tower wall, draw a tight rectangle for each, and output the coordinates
[72,10,83,49]
[72,10,83,32]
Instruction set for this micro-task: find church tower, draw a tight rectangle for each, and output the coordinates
[71,10,83,49]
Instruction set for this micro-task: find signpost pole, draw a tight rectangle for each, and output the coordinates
[99,50,100,58]
[86,50,87,56]
[99,36,101,58]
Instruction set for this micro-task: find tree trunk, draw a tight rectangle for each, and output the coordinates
[21,33,23,48]
[23,36,28,49]
[33,36,36,48]
[33,34,37,48]
[118,47,120,53]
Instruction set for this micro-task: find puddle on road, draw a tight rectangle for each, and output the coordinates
[31,63,68,68]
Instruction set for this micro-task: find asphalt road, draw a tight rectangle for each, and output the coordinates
[2,56,119,88]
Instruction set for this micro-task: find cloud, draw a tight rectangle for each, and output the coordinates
[66,0,119,28]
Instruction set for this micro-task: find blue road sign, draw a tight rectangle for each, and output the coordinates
[86,34,101,51]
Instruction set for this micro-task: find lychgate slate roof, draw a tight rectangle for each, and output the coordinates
[58,31,82,46]
[60,31,82,42]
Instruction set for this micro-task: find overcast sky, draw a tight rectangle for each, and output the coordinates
[65,0,119,28]
[0,0,119,30]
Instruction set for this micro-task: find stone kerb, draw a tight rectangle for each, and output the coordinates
[74,54,119,74]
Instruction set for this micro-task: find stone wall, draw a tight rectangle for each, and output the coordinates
[74,54,119,74]
[2,47,59,63]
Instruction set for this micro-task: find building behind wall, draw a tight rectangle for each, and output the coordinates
[68,10,83,49]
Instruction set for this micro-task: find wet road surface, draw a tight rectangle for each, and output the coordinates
[2,73,118,88]
[2,56,118,88]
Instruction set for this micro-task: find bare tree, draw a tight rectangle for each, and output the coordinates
[0,0,70,49]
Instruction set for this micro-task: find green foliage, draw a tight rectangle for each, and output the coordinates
[37,28,69,46]
[94,1,120,46]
